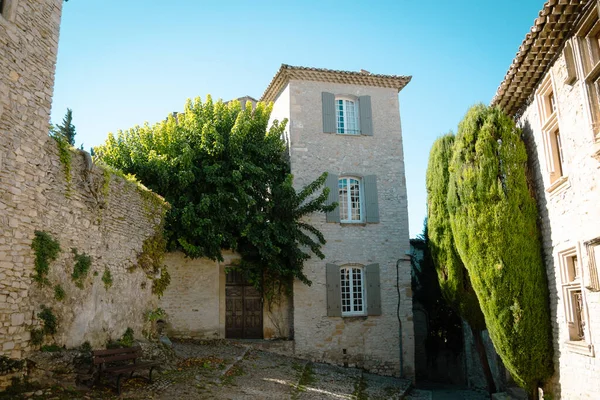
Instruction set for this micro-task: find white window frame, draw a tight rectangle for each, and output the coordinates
[340,265,366,316]
[536,74,569,193]
[573,5,600,140]
[335,97,360,135]
[338,176,363,223]
[557,245,595,356]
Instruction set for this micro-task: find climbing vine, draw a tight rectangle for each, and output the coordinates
[38,305,58,335]
[52,135,73,194]
[71,249,92,289]
[31,230,61,286]
[101,268,113,290]
[53,284,65,301]
[151,268,171,298]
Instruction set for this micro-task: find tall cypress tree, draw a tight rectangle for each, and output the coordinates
[426,133,494,393]
[447,104,553,392]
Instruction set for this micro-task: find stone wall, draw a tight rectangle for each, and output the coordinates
[280,80,414,378]
[160,251,292,340]
[518,41,600,399]
[0,0,168,363]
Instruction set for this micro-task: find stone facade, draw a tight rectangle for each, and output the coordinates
[0,0,167,369]
[160,251,292,340]
[515,11,600,398]
[269,77,414,378]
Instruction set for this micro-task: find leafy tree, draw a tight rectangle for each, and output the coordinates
[52,108,76,146]
[447,104,553,392]
[95,96,335,298]
[426,134,495,393]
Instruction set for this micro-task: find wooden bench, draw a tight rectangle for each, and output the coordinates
[92,346,158,394]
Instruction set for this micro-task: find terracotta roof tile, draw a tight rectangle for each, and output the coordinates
[491,0,590,116]
[260,64,411,103]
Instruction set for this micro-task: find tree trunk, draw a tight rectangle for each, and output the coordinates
[471,326,496,394]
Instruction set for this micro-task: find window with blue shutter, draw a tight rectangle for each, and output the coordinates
[322,93,373,136]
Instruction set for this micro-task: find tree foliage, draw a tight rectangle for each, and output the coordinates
[52,108,76,146]
[426,133,485,331]
[447,104,553,390]
[411,223,464,359]
[95,96,335,297]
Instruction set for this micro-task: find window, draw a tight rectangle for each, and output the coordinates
[336,98,359,134]
[321,92,373,135]
[536,75,568,191]
[340,266,365,316]
[576,8,600,136]
[324,173,379,224]
[326,263,381,317]
[557,246,594,356]
[338,177,362,222]
[549,127,565,181]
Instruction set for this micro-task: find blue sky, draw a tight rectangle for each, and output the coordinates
[50,0,544,238]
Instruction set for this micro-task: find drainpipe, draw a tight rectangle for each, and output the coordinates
[397,252,414,379]
[396,257,404,378]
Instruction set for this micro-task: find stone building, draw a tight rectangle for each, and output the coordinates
[0,1,167,387]
[162,65,415,378]
[264,65,414,377]
[492,1,600,398]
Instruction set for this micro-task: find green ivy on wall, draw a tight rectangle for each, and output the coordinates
[31,231,61,286]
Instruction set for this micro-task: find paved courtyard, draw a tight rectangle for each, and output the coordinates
[2,340,491,399]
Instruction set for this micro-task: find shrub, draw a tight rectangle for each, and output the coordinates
[40,344,62,352]
[119,328,135,348]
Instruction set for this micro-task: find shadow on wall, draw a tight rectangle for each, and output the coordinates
[520,120,562,398]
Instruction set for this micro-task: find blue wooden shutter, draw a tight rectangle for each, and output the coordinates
[322,92,336,133]
[366,264,381,316]
[358,95,373,136]
[325,172,340,223]
[326,263,342,317]
[363,175,379,223]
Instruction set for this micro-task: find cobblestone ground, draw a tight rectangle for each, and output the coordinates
[6,340,413,399]
[405,387,489,400]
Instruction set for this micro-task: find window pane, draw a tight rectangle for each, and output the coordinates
[573,290,586,341]
[337,100,345,133]
[352,268,363,312]
[349,179,361,221]
[341,268,351,313]
[345,100,358,134]
[340,266,364,315]
[338,178,348,221]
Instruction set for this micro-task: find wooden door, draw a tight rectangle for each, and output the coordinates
[226,270,263,339]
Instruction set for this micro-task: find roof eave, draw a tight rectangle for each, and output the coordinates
[260,64,412,103]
